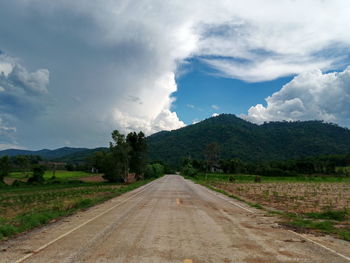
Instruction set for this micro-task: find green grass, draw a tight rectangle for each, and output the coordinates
[304,210,349,221]
[192,173,350,183]
[43,170,92,180]
[8,170,93,180]
[0,179,156,240]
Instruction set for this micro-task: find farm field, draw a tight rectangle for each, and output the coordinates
[7,170,94,180]
[0,180,151,240]
[211,182,350,213]
[190,173,350,241]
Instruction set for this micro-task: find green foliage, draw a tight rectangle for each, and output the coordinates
[189,173,350,183]
[0,156,10,182]
[28,165,46,184]
[144,163,164,178]
[0,179,154,240]
[147,114,350,167]
[289,218,335,232]
[181,163,198,177]
[92,130,148,183]
[127,131,147,176]
[304,210,349,221]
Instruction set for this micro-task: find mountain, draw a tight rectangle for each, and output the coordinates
[147,114,350,167]
[0,147,104,161]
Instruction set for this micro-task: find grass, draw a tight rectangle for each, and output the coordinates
[8,170,93,180]
[304,210,349,221]
[0,179,155,240]
[184,174,350,241]
[193,173,350,183]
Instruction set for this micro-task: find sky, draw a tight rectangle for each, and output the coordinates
[1,0,350,150]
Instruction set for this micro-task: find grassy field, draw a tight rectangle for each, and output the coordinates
[0,179,153,241]
[8,170,93,181]
[194,173,350,183]
[188,173,350,241]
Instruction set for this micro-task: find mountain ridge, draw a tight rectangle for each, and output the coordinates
[147,114,350,166]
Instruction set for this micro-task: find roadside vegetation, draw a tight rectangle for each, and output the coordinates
[0,130,164,241]
[0,180,153,240]
[181,144,350,242]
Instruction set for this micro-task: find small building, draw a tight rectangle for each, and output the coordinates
[211,164,223,173]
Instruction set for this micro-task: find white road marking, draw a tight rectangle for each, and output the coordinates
[14,179,158,263]
[288,230,350,262]
[192,179,350,261]
[212,193,254,213]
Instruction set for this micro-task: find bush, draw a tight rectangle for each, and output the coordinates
[144,163,165,178]
[28,165,46,184]
[181,163,198,177]
[254,175,261,183]
[228,175,236,182]
[11,180,25,187]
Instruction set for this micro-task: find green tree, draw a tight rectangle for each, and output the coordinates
[15,155,29,175]
[101,130,131,182]
[28,165,45,183]
[0,156,10,183]
[127,131,147,177]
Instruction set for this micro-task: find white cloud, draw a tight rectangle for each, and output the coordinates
[243,66,350,126]
[0,54,50,118]
[192,119,200,124]
[1,1,350,148]
[187,104,195,109]
[211,104,219,110]
[212,113,219,117]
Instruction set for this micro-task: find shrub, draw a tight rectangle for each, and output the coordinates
[181,163,198,177]
[228,175,236,182]
[28,165,46,184]
[144,163,165,178]
[254,175,261,183]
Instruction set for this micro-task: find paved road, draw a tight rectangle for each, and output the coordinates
[1,175,350,263]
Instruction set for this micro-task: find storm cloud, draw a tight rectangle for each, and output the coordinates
[1,1,350,149]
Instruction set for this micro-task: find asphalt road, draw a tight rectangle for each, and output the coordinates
[1,175,350,263]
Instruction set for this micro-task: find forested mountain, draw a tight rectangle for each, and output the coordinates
[0,147,104,161]
[147,114,350,167]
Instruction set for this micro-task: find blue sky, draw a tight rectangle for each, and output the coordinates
[1,1,350,150]
[174,59,293,124]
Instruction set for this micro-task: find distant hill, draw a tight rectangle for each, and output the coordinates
[147,114,350,167]
[0,147,106,162]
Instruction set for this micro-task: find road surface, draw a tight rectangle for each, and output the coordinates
[1,175,349,263]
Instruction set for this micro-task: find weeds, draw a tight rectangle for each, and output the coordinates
[0,179,154,240]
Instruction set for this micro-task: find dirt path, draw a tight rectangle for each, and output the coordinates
[1,175,349,263]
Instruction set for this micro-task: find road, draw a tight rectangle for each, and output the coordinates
[1,175,350,263]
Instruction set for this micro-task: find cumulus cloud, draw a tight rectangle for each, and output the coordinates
[0,54,49,119]
[243,66,350,126]
[1,1,350,148]
[0,53,49,148]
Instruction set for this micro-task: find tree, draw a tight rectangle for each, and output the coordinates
[28,165,45,183]
[0,156,10,183]
[15,155,29,176]
[127,131,147,177]
[102,130,131,182]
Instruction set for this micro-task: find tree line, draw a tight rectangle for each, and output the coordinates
[182,153,350,177]
[0,130,165,185]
